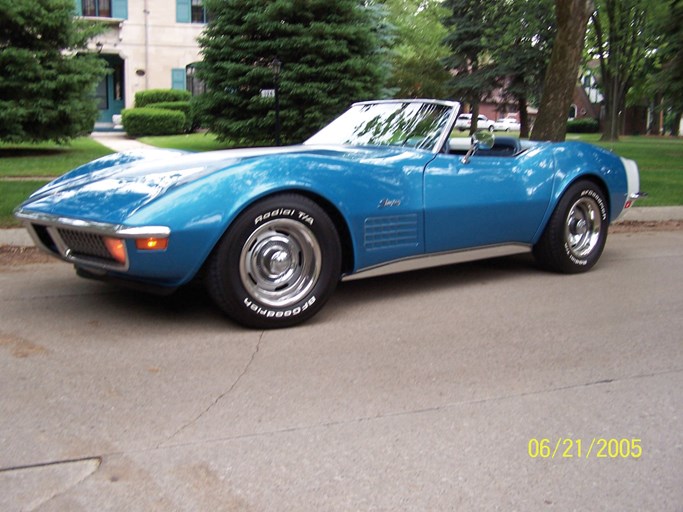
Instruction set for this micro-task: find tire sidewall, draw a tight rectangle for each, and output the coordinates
[534,181,609,274]
[212,195,340,328]
[558,182,608,271]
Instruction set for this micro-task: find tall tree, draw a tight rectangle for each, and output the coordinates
[383,0,451,98]
[531,0,593,142]
[442,0,499,134]
[198,0,386,145]
[490,0,555,138]
[589,0,654,141]
[0,0,107,143]
[642,0,683,136]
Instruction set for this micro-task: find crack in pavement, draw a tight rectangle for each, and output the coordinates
[157,331,265,448]
[0,456,102,474]
[154,366,683,449]
[0,456,102,512]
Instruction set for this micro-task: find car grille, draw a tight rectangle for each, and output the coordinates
[57,229,114,261]
[29,223,120,266]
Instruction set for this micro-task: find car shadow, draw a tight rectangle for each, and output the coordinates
[92,253,539,330]
[329,253,538,309]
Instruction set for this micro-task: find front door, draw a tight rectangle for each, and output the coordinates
[95,54,125,124]
[423,151,554,253]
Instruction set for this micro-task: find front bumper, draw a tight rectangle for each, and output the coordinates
[15,210,170,273]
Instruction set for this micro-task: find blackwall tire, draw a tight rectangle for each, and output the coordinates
[533,181,609,274]
[206,194,341,328]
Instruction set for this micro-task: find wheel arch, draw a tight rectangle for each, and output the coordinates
[533,172,611,245]
[564,173,611,217]
[215,188,356,277]
[289,189,355,276]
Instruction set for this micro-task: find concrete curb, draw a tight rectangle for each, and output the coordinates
[3,206,683,248]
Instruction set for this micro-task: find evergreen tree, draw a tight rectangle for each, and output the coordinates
[0,0,107,143]
[198,0,386,145]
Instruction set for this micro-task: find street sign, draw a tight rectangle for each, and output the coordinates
[261,89,275,98]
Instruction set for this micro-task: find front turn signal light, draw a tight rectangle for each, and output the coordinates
[103,237,127,264]
[135,237,169,251]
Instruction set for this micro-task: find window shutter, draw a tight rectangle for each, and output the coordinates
[176,0,190,23]
[112,0,128,19]
[75,0,82,16]
[172,68,187,90]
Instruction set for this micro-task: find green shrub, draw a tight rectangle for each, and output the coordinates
[147,101,192,131]
[567,118,599,133]
[121,108,185,137]
[134,89,191,108]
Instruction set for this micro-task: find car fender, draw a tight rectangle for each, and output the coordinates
[125,147,434,285]
[530,142,628,243]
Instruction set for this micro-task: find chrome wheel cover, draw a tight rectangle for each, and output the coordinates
[240,219,321,308]
[565,196,602,259]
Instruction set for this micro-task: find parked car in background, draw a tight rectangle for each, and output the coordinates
[454,113,495,132]
[493,117,521,132]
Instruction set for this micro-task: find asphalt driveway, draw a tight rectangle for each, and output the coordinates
[1,230,681,511]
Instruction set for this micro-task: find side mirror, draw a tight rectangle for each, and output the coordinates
[461,130,495,164]
[473,130,494,150]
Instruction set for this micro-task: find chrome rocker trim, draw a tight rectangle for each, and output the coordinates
[343,243,531,281]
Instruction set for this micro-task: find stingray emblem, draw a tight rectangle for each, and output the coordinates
[378,198,401,208]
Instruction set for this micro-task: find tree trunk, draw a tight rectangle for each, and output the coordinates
[671,111,682,136]
[530,0,594,142]
[518,96,529,138]
[469,102,480,136]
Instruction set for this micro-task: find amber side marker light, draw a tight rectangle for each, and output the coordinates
[135,237,169,251]
[103,237,127,264]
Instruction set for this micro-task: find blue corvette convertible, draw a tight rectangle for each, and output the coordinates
[15,99,642,328]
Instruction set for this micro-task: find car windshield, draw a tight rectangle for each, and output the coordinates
[305,101,455,152]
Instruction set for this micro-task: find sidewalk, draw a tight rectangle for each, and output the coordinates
[90,131,155,153]
[3,206,683,248]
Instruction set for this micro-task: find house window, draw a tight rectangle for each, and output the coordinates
[186,64,207,96]
[191,0,207,23]
[82,0,111,17]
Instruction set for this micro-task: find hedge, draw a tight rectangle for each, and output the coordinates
[567,118,599,133]
[134,89,191,108]
[147,101,192,131]
[121,107,186,137]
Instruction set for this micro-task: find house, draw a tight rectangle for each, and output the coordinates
[75,0,207,129]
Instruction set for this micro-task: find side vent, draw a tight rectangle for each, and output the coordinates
[364,214,418,250]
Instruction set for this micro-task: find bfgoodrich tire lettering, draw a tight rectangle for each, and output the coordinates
[206,194,341,328]
[533,181,608,274]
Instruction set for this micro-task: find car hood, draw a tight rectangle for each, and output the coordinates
[18,144,429,224]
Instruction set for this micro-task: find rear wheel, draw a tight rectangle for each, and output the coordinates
[533,181,609,273]
[206,194,341,328]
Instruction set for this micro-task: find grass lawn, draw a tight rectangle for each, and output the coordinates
[139,132,236,152]
[0,181,49,228]
[0,137,113,177]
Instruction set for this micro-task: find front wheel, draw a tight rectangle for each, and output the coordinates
[206,194,341,328]
[533,181,609,273]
